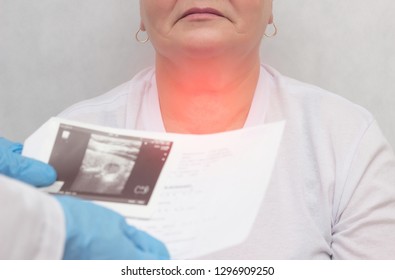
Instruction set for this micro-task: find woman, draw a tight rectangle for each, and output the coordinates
[59,0,395,259]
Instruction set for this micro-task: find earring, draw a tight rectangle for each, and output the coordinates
[264,22,278,38]
[135,29,149,43]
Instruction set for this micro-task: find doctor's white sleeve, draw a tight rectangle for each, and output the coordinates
[0,176,65,259]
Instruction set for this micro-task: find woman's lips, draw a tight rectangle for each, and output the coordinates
[180,7,225,21]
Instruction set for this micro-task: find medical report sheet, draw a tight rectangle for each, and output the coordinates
[23,117,284,259]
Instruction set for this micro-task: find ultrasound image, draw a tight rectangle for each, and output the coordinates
[48,124,173,205]
[70,134,142,195]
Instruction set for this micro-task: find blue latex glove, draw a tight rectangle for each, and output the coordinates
[0,138,57,186]
[0,137,169,259]
[56,196,170,260]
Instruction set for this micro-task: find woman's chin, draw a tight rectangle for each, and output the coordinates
[176,36,234,59]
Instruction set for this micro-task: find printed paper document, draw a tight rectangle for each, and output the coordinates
[23,117,284,259]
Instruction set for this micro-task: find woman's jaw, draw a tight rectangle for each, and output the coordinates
[140,0,273,62]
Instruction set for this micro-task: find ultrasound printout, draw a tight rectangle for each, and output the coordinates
[23,117,285,258]
[48,124,172,206]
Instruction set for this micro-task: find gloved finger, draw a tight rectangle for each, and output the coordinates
[0,138,23,154]
[0,151,57,187]
[123,224,170,260]
[129,246,171,260]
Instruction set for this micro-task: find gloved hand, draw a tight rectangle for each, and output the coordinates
[0,138,57,186]
[56,196,170,260]
[0,137,169,260]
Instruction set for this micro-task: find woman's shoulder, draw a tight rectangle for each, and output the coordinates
[263,64,374,129]
[58,67,155,126]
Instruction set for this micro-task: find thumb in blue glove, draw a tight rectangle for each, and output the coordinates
[0,138,57,187]
[55,196,170,260]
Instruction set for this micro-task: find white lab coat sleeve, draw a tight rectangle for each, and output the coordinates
[331,120,395,259]
[0,176,65,259]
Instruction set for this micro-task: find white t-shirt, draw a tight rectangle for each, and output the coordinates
[59,65,395,259]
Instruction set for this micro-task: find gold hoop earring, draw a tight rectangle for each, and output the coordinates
[135,29,149,43]
[264,22,278,38]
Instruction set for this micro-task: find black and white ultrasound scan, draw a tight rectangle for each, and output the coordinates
[48,124,173,205]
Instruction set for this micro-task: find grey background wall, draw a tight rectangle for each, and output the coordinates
[1,0,394,147]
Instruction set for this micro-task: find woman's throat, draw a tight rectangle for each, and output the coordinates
[160,98,251,134]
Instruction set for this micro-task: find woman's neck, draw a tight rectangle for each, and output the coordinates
[155,52,261,134]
